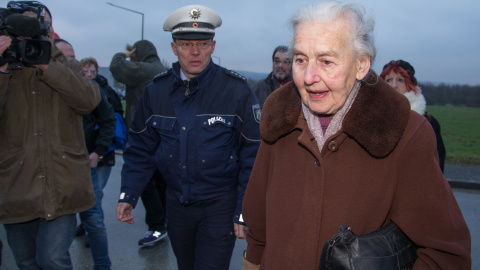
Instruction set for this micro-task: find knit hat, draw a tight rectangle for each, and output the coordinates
[382,60,417,85]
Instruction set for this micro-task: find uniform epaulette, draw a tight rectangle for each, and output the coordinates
[225,69,247,81]
[153,69,172,81]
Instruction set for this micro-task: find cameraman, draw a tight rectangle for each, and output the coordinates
[0,2,101,269]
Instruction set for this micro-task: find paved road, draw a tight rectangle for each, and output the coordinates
[1,157,479,269]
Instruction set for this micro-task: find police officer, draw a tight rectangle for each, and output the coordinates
[116,5,260,270]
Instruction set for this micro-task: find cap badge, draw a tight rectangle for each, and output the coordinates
[189,8,201,19]
[193,23,198,28]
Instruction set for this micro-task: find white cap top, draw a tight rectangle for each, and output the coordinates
[163,5,222,40]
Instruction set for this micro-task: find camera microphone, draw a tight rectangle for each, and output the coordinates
[5,13,40,38]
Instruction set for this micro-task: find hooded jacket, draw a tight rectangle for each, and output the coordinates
[109,40,166,129]
[243,79,471,269]
[0,46,100,224]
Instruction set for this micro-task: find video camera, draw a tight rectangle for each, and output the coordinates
[0,1,52,69]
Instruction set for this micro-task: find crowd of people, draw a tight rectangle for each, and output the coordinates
[0,1,472,270]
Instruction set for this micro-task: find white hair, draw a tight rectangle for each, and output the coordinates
[289,1,376,64]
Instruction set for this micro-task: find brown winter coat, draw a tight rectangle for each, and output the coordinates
[243,78,471,269]
[0,46,100,224]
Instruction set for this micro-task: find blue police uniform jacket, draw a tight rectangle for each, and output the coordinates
[119,60,261,224]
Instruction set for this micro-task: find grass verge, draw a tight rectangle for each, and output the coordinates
[428,105,480,165]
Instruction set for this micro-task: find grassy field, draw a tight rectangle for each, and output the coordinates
[428,105,480,164]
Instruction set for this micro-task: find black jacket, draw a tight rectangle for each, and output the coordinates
[94,75,123,166]
[83,87,116,157]
[95,74,123,115]
[252,72,291,109]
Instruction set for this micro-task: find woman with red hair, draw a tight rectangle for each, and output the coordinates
[380,60,446,172]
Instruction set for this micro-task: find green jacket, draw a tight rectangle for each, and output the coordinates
[109,40,166,129]
[0,47,101,224]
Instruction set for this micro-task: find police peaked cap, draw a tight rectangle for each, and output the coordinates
[163,5,222,40]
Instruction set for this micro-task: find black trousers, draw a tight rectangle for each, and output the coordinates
[166,189,237,270]
[140,170,167,232]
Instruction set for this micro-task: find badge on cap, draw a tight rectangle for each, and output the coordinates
[190,8,200,19]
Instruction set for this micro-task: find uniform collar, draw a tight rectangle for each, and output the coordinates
[172,60,215,91]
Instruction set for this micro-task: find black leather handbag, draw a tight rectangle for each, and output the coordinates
[319,222,418,270]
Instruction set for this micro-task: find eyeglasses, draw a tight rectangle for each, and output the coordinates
[274,59,292,65]
[175,41,212,50]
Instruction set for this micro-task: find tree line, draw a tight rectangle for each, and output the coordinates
[421,83,480,107]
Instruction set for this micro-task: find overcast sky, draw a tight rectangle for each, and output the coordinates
[28,0,480,85]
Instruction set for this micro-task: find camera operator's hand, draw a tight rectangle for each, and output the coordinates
[0,36,12,54]
[0,36,13,72]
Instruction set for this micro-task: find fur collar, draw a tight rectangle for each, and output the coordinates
[260,78,411,158]
[404,87,426,115]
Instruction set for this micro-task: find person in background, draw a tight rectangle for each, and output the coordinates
[81,57,125,189]
[55,41,116,269]
[110,40,169,246]
[0,1,101,269]
[110,40,166,131]
[242,1,470,269]
[54,38,75,58]
[380,59,446,172]
[252,45,292,109]
[116,5,260,269]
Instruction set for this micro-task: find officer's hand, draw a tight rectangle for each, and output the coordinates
[234,223,248,239]
[116,202,135,224]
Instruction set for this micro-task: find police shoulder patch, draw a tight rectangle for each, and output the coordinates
[225,69,246,81]
[252,104,261,123]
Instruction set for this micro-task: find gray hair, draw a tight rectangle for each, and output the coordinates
[272,45,289,61]
[289,1,376,64]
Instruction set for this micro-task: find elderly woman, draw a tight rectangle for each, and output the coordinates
[242,1,471,270]
[380,60,446,172]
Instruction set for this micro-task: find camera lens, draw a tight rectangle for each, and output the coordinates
[18,38,51,65]
[24,40,43,61]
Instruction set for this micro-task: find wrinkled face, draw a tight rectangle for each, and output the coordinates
[272,51,292,81]
[55,41,75,58]
[384,71,408,94]
[83,64,97,80]
[292,19,369,115]
[171,39,216,80]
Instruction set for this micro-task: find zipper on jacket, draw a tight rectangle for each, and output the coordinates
[1,83,12,131]
[183,80,190,97]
